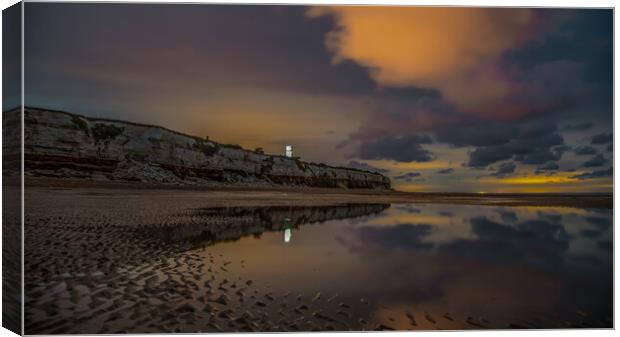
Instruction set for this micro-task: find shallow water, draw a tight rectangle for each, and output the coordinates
[24,191,613,332]
[192,203,613,330]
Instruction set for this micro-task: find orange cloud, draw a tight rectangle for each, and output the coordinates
[308,6,536,117]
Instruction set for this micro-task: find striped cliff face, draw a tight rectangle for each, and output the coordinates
[14,108,391,190]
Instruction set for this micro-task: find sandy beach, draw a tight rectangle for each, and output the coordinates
[20,178,612,333]
[24,177,614,209]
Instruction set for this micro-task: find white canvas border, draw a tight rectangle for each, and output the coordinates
[0,1,615,337]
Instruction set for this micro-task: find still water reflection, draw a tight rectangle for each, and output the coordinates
[193,203,612,330]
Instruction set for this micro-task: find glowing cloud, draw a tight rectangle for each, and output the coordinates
[308,6,536,117]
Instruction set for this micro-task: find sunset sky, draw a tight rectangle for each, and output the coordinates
[22,4,613,193]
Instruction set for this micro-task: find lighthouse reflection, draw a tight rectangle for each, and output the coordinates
[284,217,292,243]
[284,228,292,243]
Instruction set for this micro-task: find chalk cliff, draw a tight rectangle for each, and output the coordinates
[8,107,391,189]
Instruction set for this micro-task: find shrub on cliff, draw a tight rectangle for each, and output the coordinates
[92,123,124,144]
[71,115,89,136]
[294,158,308,172]
[193,139,219,157]
[220,143,244,150]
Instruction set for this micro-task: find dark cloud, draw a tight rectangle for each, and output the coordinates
[574,146,597,155]
[468,132,564,167]
[393,172,422,182]
[516,148,563,165]
[562,122,594,131]
[435,123,515,147]
[436,168,454,174]
[358,134,434,162]
[607,143,613,152]
[535,162,559,174]
[497,162,517,174]
[349,88,460,142]
[503,10,612,117]
[440,122,555,148]
[347,160,388,174]
[582,154,608,167]
[571,167,612,180]
[357,224,435,252]
[591,133,613,144]
[490,162,517,178]
[539,162,559,170]
[553,145,572,154]
[467,147,513,168]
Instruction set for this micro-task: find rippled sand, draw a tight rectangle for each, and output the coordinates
[24,188,379,333]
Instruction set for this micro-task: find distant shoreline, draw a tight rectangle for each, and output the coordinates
[19,177,613,209]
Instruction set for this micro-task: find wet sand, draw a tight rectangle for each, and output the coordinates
[24,177,613,209]
[24,189,388,333]
[21,180,612,333]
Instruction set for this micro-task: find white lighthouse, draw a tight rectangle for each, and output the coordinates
[285,145,294,158]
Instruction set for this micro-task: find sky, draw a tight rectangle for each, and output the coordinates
[22,4,613,193]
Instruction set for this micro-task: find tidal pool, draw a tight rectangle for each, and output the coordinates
[192,203,613,330]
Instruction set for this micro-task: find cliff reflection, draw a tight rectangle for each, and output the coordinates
[138,204,390,249]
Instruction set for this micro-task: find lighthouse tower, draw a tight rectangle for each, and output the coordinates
[285,145,294,158]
